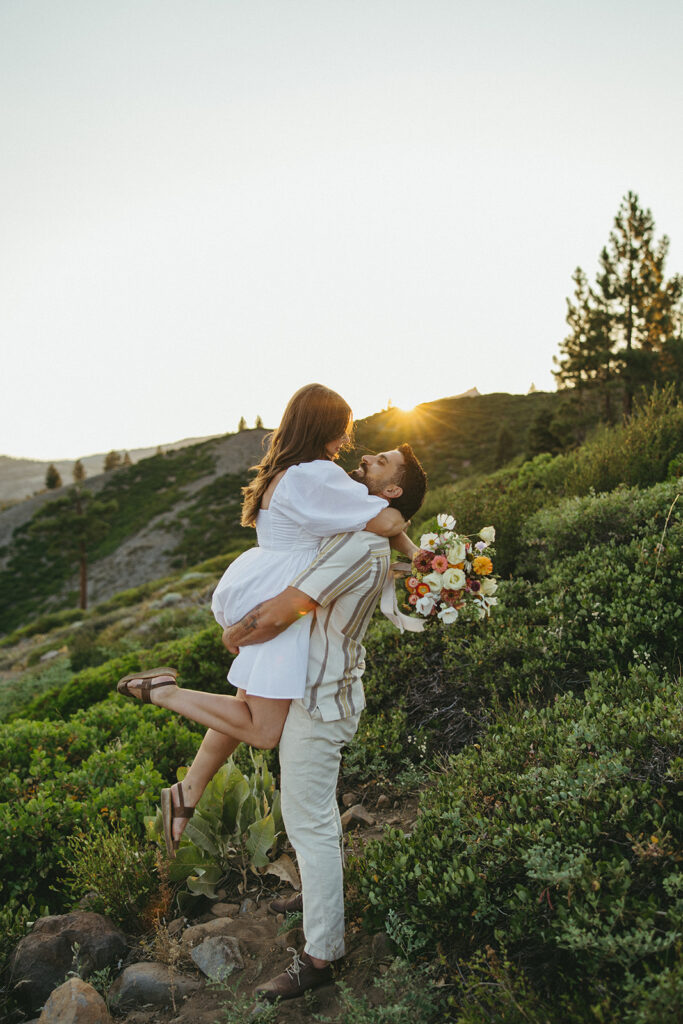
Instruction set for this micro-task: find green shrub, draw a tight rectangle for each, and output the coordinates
[147,752,284,907]
[64,821,158,929]
[349,665,683,1016]
[14,625,235,722]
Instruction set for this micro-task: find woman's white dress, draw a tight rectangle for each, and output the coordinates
[211,460,388,699]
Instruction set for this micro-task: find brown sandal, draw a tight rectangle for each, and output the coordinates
[116,666,178,703]
[161,781,195,858]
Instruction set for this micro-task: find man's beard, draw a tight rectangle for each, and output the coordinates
[348,465,366,484]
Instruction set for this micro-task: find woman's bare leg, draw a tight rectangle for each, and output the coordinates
[170,726,241,844]
[123,675,290,749]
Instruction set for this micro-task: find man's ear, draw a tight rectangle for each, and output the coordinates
[381,483,403,500]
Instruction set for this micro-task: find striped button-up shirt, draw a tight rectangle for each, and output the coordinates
[291,531,391,721]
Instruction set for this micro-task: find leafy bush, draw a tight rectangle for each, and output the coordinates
[349,665,683,1019]
[64,821,158,929]
[14,625,235,722]
[147,752,285,907]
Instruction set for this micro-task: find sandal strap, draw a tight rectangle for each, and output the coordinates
[174,782,195,819]
[140,677,176,703]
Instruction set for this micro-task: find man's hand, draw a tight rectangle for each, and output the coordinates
[221,588,319,651]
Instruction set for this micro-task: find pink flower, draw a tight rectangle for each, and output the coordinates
[408,594,418,605]
[431,555,448,572]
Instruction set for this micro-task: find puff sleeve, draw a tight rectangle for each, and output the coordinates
[271,461,388,537]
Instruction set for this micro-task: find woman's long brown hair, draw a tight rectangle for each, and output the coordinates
[241,383,353,526]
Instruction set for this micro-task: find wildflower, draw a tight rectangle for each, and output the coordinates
[473,555,493,576]
[437,513,456,530]
[419,532,440,551]
[479,526,495,544]
[431,554,449,572]
[412,549,434,573]
[437,606,459,624]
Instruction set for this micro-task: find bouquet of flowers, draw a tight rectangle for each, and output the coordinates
[403,513,498,625]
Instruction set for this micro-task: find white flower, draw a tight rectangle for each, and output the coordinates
[441,567,466,590]
[437,513,456,531]
[479,526,496,544]
[441,531,454,544]
[480,577,498,596]
[446,541,468,563]
[419,532,440,551]
[422,571,444,594]
[437,606,459,624]
[416,594,436,616]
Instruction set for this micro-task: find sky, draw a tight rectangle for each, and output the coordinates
[1,0,682,460]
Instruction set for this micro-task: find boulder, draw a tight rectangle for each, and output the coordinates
[38,977,111,1024]
[190,936,244,981]
[181,917,275,956]
[107,963,200,1010]
[341,791,357,808]
[11,912,127,1014]
[340,804,375,830]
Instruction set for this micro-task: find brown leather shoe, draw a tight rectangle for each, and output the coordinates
[268,891,304,915]
[255,949,333,1002]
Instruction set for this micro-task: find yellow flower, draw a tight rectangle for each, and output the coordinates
[472,556,493,576]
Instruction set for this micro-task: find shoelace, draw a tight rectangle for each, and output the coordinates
[285,947,305,986]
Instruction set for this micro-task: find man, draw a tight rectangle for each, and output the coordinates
[221,444,427,1001]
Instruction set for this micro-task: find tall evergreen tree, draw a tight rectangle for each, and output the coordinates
[254,415,264,429]
[28,487,117,610]
[73,459,86,483]
[103,450,122,472]
[237,416,247,432]
[45,464,62,489]
[554,192,683,414]
[122,451,132,467]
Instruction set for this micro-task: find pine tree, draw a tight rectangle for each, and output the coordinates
[122,452,132,467]
[73,459,86,483]
[254,415,264,429]
[45,464,62,490]
[554,192,683,415]
[28,487,117,610]
[238,416,247,432]
[103,450,122,472]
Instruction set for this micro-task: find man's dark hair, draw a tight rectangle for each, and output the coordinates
[389,443,427,519]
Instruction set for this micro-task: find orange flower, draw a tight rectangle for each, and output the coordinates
[472,556,493,576]
[416,583,431,596]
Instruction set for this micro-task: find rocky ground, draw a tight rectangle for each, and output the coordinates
[12,788,420,1024]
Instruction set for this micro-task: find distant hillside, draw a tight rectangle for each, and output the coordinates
[0,434,221,504]
[343,389,570,486]
[0,430,268,633]
[0,390,594,635]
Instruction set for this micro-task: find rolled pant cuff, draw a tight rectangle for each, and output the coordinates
[304,939,345,962]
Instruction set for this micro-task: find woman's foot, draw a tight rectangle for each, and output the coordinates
[117,669,177,705]
[161,780,200,855]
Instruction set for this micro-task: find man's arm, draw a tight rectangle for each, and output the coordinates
[222,587,319,653]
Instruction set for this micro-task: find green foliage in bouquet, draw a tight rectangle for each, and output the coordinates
[146,751,284,906]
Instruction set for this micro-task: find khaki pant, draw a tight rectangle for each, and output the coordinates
[279,699,361,961]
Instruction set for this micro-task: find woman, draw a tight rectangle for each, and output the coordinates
[118,384,412,853]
